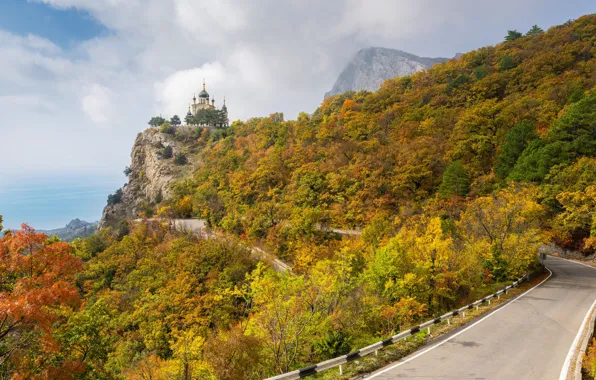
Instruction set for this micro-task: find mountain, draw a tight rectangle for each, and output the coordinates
[39,218,98,241]
[324,47,448,98]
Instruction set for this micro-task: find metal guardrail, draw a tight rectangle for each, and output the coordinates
[266,273,533,380]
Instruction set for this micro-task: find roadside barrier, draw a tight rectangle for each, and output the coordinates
[266,268,543,380]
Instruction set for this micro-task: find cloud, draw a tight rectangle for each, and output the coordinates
[81,84,113,125]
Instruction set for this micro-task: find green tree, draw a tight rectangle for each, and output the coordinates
[439,161,470,198]
[107,188,123,205]
[495,122,537,179]
[526,25,544,36]
[548,92,596,157]
[148,116,166,127]
[170,115,182,126]
[508,140,569,182]
[498,55,515,71]
[504,30,522,41]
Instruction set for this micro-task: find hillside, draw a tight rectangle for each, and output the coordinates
[57,15,596,380]
[324,47,448,98]
[38,218,97,241]
[160,15,596,261]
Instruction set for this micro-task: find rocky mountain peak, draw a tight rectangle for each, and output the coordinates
[325,47,448,98]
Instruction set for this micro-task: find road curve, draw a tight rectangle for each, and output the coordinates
[365,256,596,380]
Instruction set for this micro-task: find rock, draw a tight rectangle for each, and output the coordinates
[99,127,198,228]
[325,47,448,98]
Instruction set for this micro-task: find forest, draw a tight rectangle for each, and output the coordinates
[1,14,596,379]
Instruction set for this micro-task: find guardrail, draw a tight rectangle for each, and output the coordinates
[266,270,541,380]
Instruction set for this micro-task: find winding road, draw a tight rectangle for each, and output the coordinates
[365,256,596,380]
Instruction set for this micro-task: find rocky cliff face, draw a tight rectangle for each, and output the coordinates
[325,47,448,98]
[99,127,196,228]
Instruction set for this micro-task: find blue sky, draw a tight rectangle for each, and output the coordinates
[0,0,594,230]
[0,0,107,48]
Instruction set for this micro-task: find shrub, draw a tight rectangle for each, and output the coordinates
[174,153,187,165]
[158,145,173,159]
[159,122,175,134]
[107,189,123,206]
[123,166,133,177]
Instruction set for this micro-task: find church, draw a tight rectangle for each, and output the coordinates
[186,79,229,128]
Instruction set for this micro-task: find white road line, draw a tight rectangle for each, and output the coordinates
[557,256,596,380]
[364,266,553,379]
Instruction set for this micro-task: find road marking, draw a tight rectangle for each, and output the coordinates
[364,266,553,379]
[557,256,596,380]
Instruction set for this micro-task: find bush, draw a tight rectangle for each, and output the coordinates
[158,145,173,159]
[123,166,133,177]
[174,153,187,165]
[159,122,175,134]
[107,189,123,206]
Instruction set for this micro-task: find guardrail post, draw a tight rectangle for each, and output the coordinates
[427,327,431,335]
[339,365,343,375]
[447,318,450,325]
[488,299,491,305]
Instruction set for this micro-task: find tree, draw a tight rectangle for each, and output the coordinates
[170,115,182,126]
[148,116,166,127]
[458,185,544,280]
[123,166,133,177]
[526,25,544,36]
[0,225,83,378]
[504,30,522,42]
[548,92,596,157]
[107,188,123,205]
[495,122,537,179]
[439,161,470,198]
[498,55,515,71]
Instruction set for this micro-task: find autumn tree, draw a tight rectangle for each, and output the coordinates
[458,185,544,280]
[0,225,83,378]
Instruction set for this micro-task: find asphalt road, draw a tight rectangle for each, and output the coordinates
[365,256,596,380]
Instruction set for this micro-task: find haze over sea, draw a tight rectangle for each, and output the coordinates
[0,175,122,230]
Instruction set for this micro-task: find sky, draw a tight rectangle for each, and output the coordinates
[0,0,594,229]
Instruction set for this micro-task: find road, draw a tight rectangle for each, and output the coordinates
[137,218,293,273]
[365,256,596,380]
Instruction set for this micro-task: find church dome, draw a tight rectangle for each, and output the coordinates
[198,89,209,98]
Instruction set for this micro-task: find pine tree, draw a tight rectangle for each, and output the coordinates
[170,115,182,126]
[526,25,544,36]
[504,30,523,42]
[439,161,470,198]
[495,122,537,179]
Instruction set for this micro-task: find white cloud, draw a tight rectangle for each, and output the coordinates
[81,84,113,125]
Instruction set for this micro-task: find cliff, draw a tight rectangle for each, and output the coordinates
[99,127,198,228]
